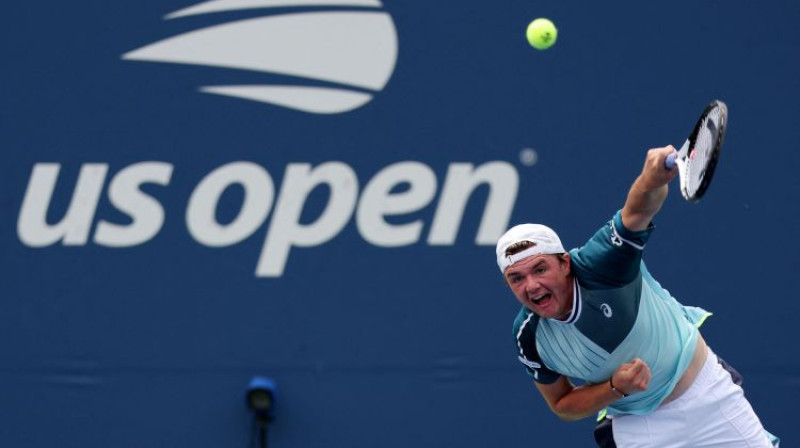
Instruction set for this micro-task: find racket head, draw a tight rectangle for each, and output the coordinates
[676,100,728,202]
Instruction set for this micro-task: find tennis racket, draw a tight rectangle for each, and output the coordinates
[665,100,728,202]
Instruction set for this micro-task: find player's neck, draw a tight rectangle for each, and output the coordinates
[554,277,576,321]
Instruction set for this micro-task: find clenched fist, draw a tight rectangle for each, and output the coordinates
[611,358,651,396]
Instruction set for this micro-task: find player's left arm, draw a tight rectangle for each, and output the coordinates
[535,358,651,421]
[621,146,679,231]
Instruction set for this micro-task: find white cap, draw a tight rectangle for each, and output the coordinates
[495,223,565,273]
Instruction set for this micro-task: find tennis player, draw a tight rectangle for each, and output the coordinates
[498,146,779,447]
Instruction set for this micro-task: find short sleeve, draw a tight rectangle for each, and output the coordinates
[569,210,654,289]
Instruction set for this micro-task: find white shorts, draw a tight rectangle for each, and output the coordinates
[612,350,775,448]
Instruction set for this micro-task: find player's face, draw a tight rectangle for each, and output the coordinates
[504,254,573,320]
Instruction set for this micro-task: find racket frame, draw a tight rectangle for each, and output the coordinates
[666,100,727,202]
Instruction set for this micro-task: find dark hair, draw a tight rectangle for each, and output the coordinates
[504,240,568,265]
[504,240,535,257]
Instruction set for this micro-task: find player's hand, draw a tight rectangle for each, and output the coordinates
[611,358,651,396]
[639,146,679,190]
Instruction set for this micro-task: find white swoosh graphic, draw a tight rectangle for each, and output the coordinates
[201,85,372,113]
[122,11,397,91]
[167,0,383,19]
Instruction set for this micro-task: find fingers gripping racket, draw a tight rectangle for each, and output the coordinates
[665,100,728,202]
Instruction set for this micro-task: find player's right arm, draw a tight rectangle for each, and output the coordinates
[621,146,678,231]
[535,358,651,422]
[570,149,675,288]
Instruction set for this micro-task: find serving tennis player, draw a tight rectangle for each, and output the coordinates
[498,146,779,447]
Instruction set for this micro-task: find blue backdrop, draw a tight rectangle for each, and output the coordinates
[2,1,798,446]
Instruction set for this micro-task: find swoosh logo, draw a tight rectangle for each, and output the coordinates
[122,1,398,114]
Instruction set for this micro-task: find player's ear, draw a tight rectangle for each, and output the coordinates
[560,253,571,274]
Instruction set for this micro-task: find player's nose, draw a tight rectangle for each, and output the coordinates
[523,276,539,293]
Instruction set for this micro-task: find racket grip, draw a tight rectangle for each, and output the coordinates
[664,152,677,170]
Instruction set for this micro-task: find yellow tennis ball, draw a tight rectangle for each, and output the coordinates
[526,18,558,50]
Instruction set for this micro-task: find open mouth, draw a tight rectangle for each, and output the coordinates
[531,293,551,306]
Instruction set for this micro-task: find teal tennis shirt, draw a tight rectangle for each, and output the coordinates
[512,211,710,416]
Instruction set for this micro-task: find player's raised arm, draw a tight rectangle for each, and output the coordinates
[621,146,679,232]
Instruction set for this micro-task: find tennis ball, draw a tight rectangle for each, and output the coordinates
[526,18,558,50]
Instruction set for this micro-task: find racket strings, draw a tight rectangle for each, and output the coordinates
[685,107,722,196]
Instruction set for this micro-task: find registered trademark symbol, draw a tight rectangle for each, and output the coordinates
[519,148,538,166]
